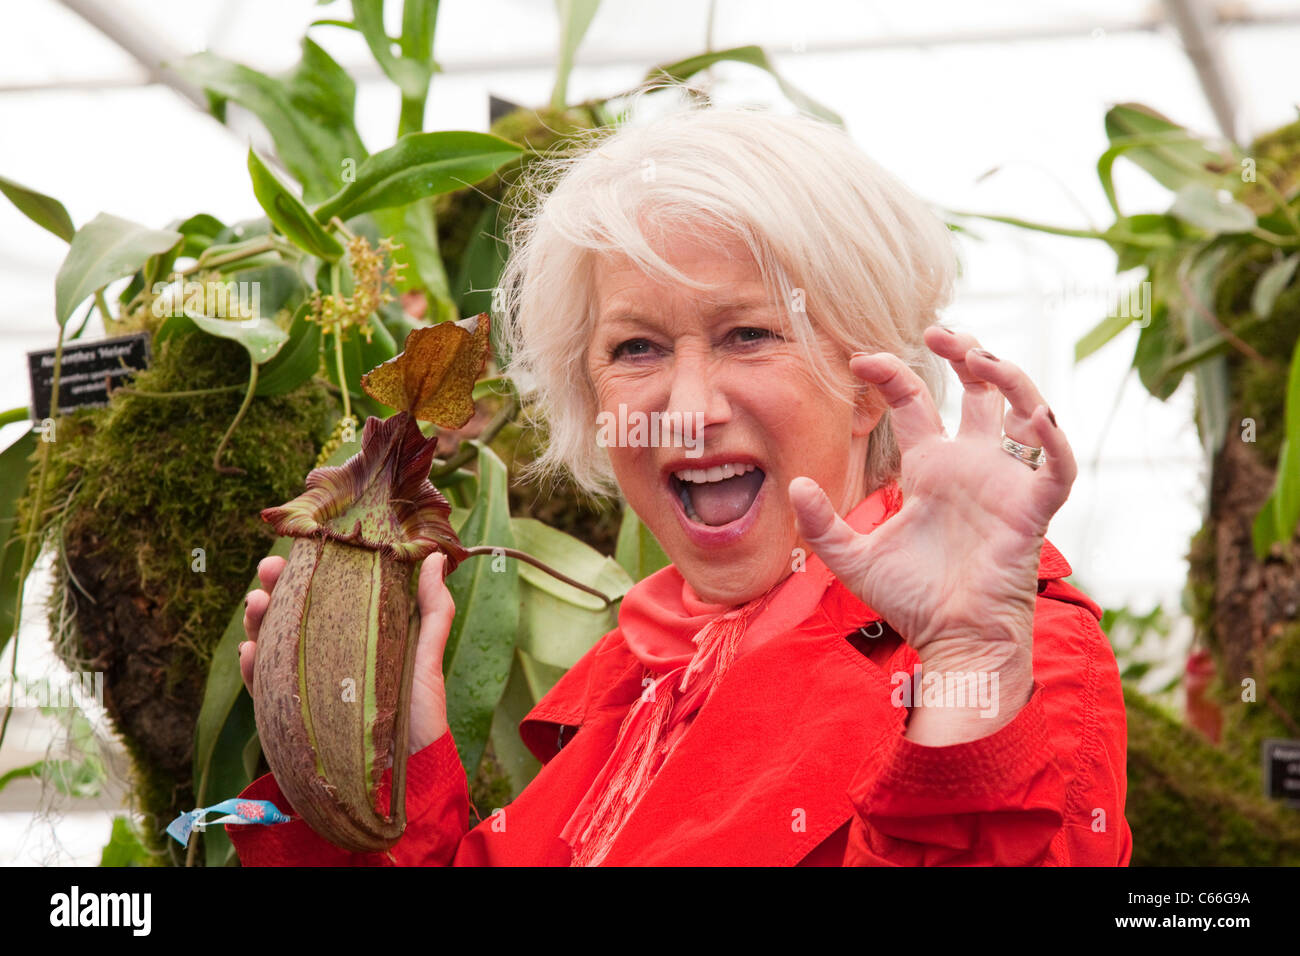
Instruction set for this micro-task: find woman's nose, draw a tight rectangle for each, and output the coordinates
[665,351,732,433]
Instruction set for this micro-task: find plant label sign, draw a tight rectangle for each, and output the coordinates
[27,332,151,421]
[1262,738,1300,809]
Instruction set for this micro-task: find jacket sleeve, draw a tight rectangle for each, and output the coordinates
[226,728,471,866]
[842,587,1133,866]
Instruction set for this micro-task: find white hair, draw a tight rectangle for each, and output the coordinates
[497,91,956,499]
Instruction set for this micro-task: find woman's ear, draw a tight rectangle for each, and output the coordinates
[851,385,885,438]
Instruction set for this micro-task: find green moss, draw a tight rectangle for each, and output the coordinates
[19,323,337,858]
[1124,684,1300,865]
[1184,524,1216,637]
[1217,623,1300,770]
[1237,117,1300,214]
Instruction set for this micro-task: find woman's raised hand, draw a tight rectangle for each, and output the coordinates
[789,326,1078,740]
[240,553,457,756]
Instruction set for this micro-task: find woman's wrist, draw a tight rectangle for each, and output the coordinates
[899,647,1034,746]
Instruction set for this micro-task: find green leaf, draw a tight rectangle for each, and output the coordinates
[551,0,602,110]
[1253,487,1279,560]
[1259,336,1300,554]
[444,443,519,779]
[318,275,399,409]
[0,430,37,661]
[488,652,545,801]
[1103,104,1236,195]
[1156,330,1231,382]
[0,174,75,242]
[185,310,289,365]
[1097,134,1235,219]
[1274,439,1299,551]
[175,39,367,204]
[615,503,670,581]
[256,301,321,396]
[377,299,425,348]
[396,0,442,135]
[248,149,343,261]
[54,213,182,327]
[226,262,310,318]
[1285,336,1300,460]
[453,200,509,321]
[518,646,567,701]
[1104,214,1183,272]
[200,690,259,866]
[371,201,456,322]
[512,516,631,669]
[1169,183,1256,236]
[1180,244,1233,455]
[310,18,358,31]
[314,131,524,223]
[170,212,227,258]
[1251,253,1299,318]
[1132,302,1181,400]
[0,756,105,798]
[0,759,41,793]
[1074,312,1135,363]
[99,816,155,867]
[645,45,843,126]
[352,0,431,100]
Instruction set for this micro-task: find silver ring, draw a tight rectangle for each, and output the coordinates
[1001,435,1045,470]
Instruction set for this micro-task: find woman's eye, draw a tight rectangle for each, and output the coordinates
[610,338,656,360]
[730,327,777,345]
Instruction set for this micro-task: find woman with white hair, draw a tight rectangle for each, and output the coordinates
[232,100,1131,866]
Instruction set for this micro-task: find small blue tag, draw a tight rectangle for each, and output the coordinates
[165,798,292,846]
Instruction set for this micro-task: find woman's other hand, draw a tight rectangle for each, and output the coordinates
[790,326,1078,743]
[240,552,456,755]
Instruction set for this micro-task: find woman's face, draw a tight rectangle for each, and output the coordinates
[586,228,882,606]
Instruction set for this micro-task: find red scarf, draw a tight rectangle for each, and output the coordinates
[561,482,903,865]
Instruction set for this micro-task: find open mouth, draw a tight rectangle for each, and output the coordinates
[669,463,767,527]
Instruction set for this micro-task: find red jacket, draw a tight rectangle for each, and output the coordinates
[228,539,1132,866]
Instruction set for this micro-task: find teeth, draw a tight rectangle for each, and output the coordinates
[673,462,756,484]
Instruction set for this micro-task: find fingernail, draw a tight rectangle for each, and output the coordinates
[244,594,249,608]
[238,641,247,656]
[971,348,999,361]
[939,326,955,335]
[1047,407,1058,427]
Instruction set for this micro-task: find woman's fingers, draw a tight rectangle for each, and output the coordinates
[962,347,1049,449]
[789,476,870,591]
[1029,405,1078,517]
[256,556,285,592]
[923,325,1003,439]
[407,554,457,753]
[849,352,944,453]
[240,556,287,694]
[415,553,456,666]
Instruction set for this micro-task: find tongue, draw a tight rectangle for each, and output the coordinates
[687,469,764,526]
